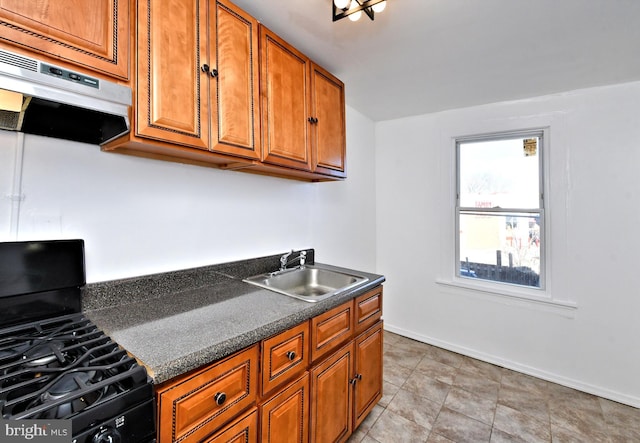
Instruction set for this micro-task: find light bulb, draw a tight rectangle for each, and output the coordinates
[334,0,350,9]
[348,0,361,21]
[372,1,386,13]
[348,10,362,21]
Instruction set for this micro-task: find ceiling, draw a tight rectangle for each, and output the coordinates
[231,0,640,122]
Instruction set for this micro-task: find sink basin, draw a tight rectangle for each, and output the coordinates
[243,265,368,302]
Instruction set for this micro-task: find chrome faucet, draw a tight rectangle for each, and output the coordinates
[280,250,307,271]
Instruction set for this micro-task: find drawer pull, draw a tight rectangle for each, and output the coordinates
[350,373,362,385]
[214,392,227,406]
[286,351,297,361]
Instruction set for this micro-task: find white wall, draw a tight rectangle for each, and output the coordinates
[376,81,640,407]
[0,105,377,282]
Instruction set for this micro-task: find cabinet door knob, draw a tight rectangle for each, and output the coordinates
[210,68,218,78]
[201,64,210,73]
[214,392,227,406]
[308,117,318,124]
[286,351,297,361]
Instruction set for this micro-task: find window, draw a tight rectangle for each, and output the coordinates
[456,130,544,289]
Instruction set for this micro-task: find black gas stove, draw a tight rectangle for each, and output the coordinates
[0,239,155,442]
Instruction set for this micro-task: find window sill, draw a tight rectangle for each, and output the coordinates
[435,278,577,317]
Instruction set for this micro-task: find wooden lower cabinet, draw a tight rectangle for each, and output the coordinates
[353,321,384,429]
[309,321,383,443]
[310,342,353,443]
[202,408,258,443]
[260,373,309,443]
[261,322,309,397]
[155,286,383,443]
[155,345,259,442]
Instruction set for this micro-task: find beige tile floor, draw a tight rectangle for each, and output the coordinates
[348,331,640,443]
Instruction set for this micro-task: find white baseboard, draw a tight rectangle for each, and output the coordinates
[384,323,640,409]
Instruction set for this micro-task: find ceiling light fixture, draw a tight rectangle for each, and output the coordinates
[333,0,388,22]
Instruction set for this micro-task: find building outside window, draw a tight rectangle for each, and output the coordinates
[456,130,544,289]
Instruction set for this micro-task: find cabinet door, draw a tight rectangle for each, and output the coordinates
[310,342,353,443]
[260,373,309,443]
[210,0,260,159]
[137,0,209,149]
[0,0,129,79]
[202,408,258,443]
[260,26,312,171]
[353,321,383,429]
[310,63,346,178]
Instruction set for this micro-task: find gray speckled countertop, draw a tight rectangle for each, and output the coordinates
[83,251,384,384]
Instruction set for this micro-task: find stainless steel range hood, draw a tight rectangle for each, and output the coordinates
[0,49,131,145]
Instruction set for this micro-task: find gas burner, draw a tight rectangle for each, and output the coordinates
[23,342,64,367]
[0,341,31,363]
[46,370,99,398]
[36,371,104,419]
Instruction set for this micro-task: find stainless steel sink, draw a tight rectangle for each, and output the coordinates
[243,265,368,302]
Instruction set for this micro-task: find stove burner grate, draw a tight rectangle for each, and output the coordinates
[0,313,149,422]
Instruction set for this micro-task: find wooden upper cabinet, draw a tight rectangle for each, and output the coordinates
[136,0,209,149]
[260,26,346,177]
[0,0,129,79]
[135,0,260,158]
[260,26,312,171]
[310,63,346,178]
[210,0,261,159]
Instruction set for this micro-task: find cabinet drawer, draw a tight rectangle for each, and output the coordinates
[355,287,383,334]
[261,322,309,396]
[157,345,259,443]
[202,408,258,443]
[310,301,353,363]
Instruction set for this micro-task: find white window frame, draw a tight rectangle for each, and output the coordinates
[437,126,577,314]
[455,129,545,289]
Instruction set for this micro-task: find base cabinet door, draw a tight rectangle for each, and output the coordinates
[260,373,309,443]
[202,408,258,443]
[310,342,353,443]
[353,321,383,429]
